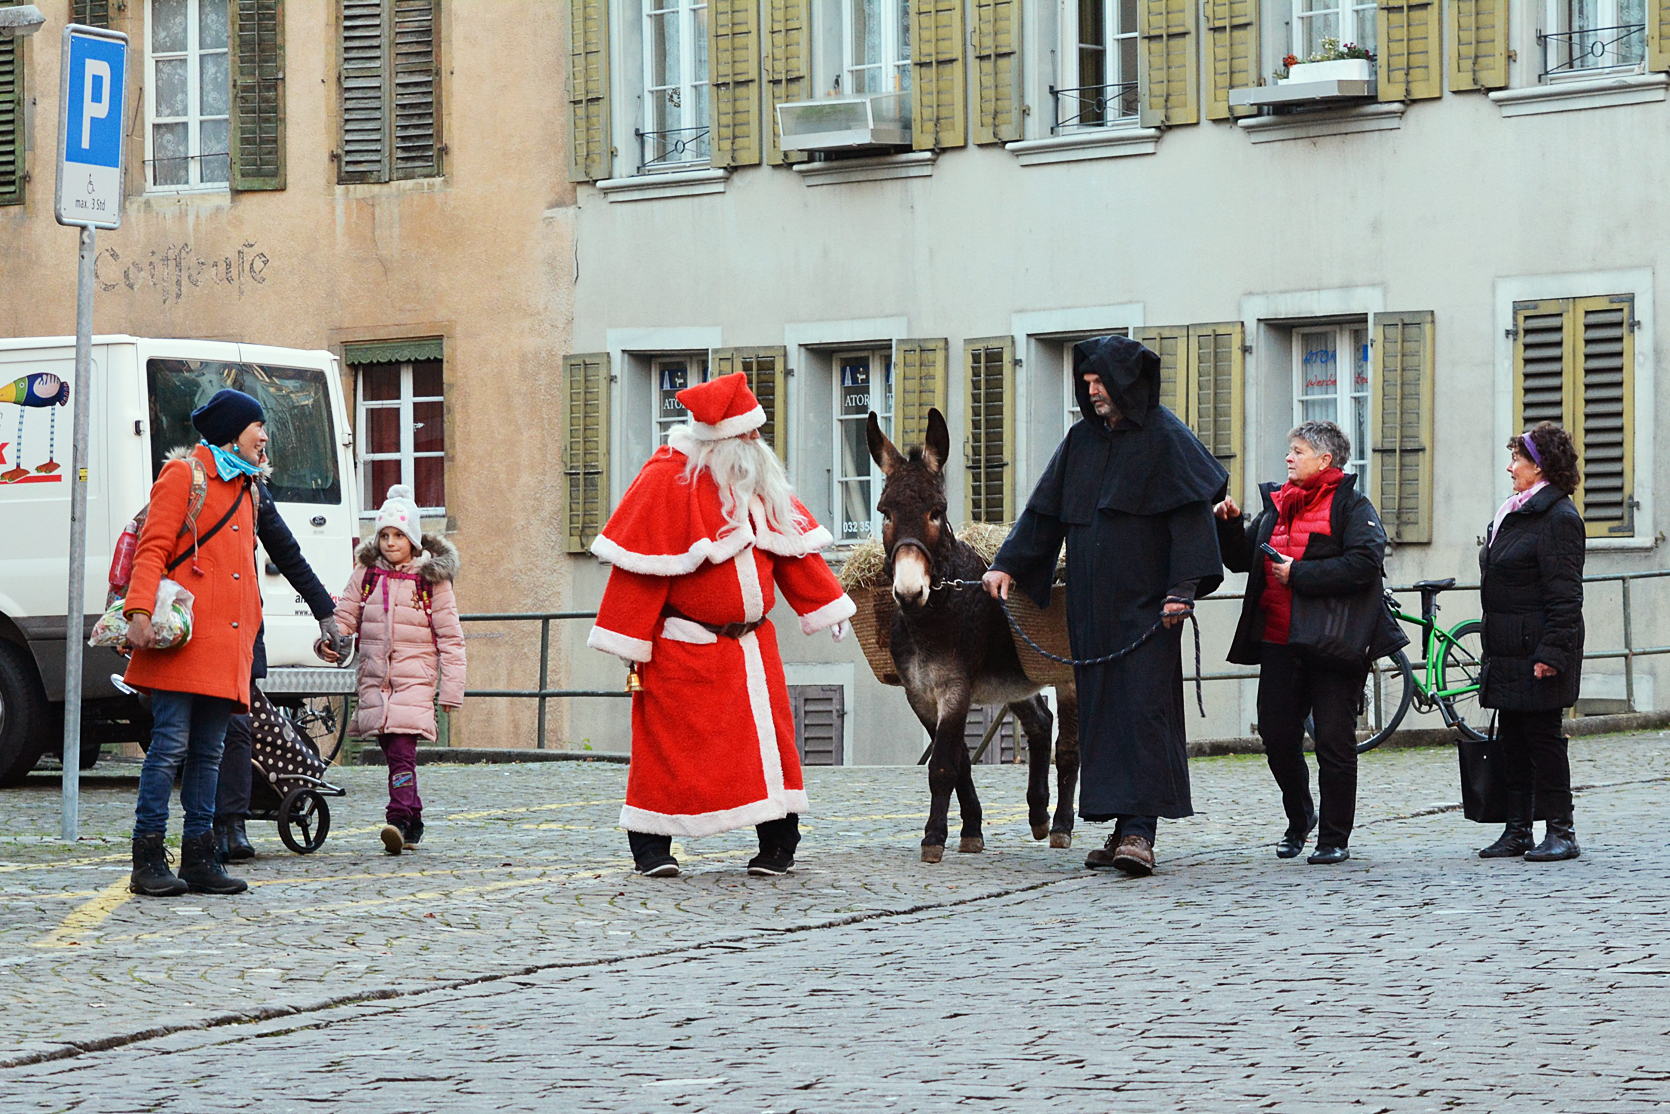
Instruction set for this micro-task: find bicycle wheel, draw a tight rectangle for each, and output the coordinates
[1437,620,1488,742]
[1357,650,1415,754]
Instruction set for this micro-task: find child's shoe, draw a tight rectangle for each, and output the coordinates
[381,823,405,856]
[403,818,424,849]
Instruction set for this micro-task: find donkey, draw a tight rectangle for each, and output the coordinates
[866,407,1080,864]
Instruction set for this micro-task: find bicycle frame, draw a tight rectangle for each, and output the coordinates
[1388,604,1481,704]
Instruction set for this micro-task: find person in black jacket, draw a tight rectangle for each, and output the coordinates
[1215,421,1406,864]
[212,478,348,861]
[1476,422,1586,863]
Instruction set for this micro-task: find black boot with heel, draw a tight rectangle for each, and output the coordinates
[1479,791,1536,859]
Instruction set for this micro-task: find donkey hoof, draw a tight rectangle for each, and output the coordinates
[1049,832,1073,850]
[958,837,985,854]
[921,845,945,864]
[1030,824,1050,841]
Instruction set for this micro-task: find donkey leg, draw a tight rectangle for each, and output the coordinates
[953,734,984,853]
[919,694,968,864]
[1010,696,1055,841]
[1051,690,1081,849]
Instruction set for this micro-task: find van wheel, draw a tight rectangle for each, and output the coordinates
[0,640,51,787]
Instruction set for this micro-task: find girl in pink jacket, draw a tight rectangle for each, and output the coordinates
[330,485,467,854]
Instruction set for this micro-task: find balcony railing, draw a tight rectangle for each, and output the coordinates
[636,125,711,172]
[1539,23,1645,78]
[1050,82,1140,133]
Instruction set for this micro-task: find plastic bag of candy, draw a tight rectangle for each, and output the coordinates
[89,579,195,650]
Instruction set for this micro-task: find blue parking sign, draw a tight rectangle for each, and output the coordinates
[55,26,129,229]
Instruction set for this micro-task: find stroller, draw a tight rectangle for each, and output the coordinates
[246,687,347,854]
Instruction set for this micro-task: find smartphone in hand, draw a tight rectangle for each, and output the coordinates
[1258,542,1288,563]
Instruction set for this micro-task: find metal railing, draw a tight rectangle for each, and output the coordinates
[457,611,629,751]
[1539,23,1645,78]
[635,125,711,171]
[1050,81,1140,133]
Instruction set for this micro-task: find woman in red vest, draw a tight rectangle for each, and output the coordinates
[1214,421,1406,864]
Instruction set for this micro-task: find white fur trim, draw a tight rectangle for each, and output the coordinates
[660,616,717,645]
[591,515,833,576]
[686,404,767,441]
[735,547,765,623]
[798,593,857,635]
[619,790,808,839]
[586,626,653,663]
[741,631,785,798]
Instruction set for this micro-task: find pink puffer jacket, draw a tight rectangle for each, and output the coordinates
[335,534,466,741]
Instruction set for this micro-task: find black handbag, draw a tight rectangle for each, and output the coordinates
[1458,713,1551,823]
[1290,583,1407,674]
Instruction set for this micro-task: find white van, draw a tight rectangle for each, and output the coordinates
[0,337,360,783]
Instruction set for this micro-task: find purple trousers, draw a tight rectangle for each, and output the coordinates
[381,734,423,823]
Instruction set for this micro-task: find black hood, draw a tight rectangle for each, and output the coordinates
[1072,335,1160,426]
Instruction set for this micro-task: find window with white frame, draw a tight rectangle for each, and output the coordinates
[147,0,230,190]
[357,360,446,514]
[843,0,912,95]
[1541,0,1646,77]
[835,349,894,541]
[1290,0,1377,64]
[1294,326,1370,480]
[1058,0,1140,130]
[642,0,711,168]
[653,354,710,443]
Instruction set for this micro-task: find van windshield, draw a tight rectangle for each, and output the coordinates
[147,359,341,505]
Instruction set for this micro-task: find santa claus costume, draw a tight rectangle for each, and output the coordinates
[588,373,856,876]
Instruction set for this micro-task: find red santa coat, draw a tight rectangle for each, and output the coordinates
[588,441,856,837]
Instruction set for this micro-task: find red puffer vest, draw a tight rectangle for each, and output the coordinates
[1261,468,1345,643]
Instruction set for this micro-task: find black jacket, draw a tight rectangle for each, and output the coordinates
[1218,473,1405,670]
[251,481,336,679]
[1478,485,1586,711]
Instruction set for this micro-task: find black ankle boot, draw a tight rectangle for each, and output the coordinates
[225,816,255,861]
[212,817,232,863]
[1479,792,1535,858]
[129,833,188,897]
[178,832,249,894]
[1525,814,1580,862]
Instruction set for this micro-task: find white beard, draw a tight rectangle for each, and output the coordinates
[672,428,803,537]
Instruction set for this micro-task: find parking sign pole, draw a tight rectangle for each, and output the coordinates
[61,225,95,841]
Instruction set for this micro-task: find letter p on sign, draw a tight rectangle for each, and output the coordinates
[55,26,128,230]
[81,59,110,150]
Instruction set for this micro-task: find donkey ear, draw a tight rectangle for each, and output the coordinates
[867,411,905,475]
[923,408,950,474]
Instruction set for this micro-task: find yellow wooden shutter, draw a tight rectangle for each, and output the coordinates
[709,0,763,167]
[765,0,811,164]
[569,0,612,181]
[0,11,21,208]
[564,353,611,553]
[1513,299,1572,432]
[1134,326,1188,414]
[1187,323,1244,499]
[912,0,967,150]
[1139,0,1199,126]
[1449,0,1507,90]
[232,0,287,191]
[1378,0,1442,101]
[1574,296,1635,536]
[963,337,1015,523]
[712,347,788,460]
[972,0,1022,144]
[1204,0,1257,121]
[1371,311,1436,544]
[894,339,950,452]
[1652,0,1670,70]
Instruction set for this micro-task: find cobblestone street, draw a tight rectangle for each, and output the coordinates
[2,735,1667,1112]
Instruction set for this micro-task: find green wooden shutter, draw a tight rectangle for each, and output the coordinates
[912,0,967,150]
[1204,0,1257,120]
[894,339,949,453]
[1449,0,1507,90]
[1138,0,1198,126]
[1134,326,1188,414]
[709,0,762,167]
[712,346,788,460]
[1574,296,1635,536]
[0,14,21,208]
[391,0,440,179]
[1378,0,1442,101]
[1371,311,1435,544]
[231,0,287,190]
[1188,323,1244,499]
[764,0,810,164]
[72,0,113,26]
[569,0,612,181]
[340,0,389,182]
[564,352,611,553]
[972,0,1022,144]
[963,337,1015,523]
[1652,0,1670,70]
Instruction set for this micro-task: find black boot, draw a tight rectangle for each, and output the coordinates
[178,832,249,894]
[129,833,188,897]
[1479,792,1535,859]
[212,817,233,863]
[1525,814,1581,862]
[628,830,679,877]
[225,816,255,861]
[749,814,799,876]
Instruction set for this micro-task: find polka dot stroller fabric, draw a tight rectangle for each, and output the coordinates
[248,687,329,790]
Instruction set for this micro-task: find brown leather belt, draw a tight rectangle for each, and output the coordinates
[661,604,764,640]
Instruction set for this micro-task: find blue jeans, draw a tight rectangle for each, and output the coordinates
[133,690,235,839]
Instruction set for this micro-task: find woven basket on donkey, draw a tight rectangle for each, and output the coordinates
[1008,585,1075,690]
[848,585,902,687]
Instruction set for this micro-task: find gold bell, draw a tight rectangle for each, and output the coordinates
[625,664,644,694]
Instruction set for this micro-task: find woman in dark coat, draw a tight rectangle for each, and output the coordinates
[1476,422,1586,862]
[1216,420,1405,865]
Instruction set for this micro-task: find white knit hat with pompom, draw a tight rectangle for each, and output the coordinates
[374,484,423,550]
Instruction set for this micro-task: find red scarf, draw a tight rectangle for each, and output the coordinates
[1261,467,1345,644]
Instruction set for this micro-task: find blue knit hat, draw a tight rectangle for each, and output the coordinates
[191,389,265,446]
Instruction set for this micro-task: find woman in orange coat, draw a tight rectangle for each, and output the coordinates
[123,390,266,898]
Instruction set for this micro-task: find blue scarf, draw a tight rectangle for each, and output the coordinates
[201,441,263,482]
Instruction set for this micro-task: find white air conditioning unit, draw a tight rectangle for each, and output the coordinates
[775,93,912,150]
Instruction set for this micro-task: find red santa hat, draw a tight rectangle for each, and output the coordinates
[677,372,766,441]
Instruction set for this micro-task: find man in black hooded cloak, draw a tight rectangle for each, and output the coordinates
[985,335,1226,876]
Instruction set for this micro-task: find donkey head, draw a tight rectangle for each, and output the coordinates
[867,407,952,609]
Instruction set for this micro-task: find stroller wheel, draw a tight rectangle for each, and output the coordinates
[278,789,331,854]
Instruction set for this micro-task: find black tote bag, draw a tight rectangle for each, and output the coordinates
[1458,714,1551,823]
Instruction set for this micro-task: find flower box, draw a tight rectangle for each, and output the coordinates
[1285,58,1373,83]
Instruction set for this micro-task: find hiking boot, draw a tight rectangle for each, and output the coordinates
[403,818,424,849]
[747,847,795,876]
[1524,815,1580,862]
[178,832,248,895]
[129,833,188,897]
[225,817,255,861]
[635,852,680,878]
[1111,835,1156,876]
[381,823,405,855]
[1085,834,1121,870]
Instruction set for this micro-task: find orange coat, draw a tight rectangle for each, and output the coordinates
[122,445,262,709]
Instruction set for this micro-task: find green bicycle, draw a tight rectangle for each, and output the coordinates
[1310,577,1488,754]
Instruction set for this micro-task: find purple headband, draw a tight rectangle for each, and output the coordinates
[1518,430,1543,467]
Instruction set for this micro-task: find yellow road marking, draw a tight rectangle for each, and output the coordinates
[32,878,133,948]
[443,798,619,822]
[0,853,130,874]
